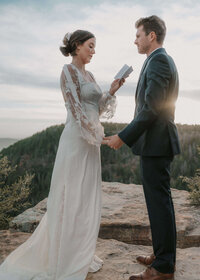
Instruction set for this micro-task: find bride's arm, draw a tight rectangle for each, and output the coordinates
[60,65,104,146]
[98,91,117,119]
[99,79,125,119]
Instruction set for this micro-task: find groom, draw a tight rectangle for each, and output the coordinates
[105,15,180,280]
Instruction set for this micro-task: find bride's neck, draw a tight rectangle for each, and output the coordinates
[71,57,86,73]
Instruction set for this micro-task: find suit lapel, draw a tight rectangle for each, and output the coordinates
[135,58,149,101]
[135,48,166,101]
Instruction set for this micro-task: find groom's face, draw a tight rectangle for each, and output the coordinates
[134,25,151,54]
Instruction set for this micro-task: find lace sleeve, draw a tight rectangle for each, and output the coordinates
[60,65,104,146]
[98,91,117,119]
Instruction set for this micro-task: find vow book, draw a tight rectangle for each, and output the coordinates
[114,64,133,80]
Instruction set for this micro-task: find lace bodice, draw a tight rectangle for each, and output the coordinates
[60,64,117,146]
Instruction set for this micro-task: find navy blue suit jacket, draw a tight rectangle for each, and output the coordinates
[118,48,181,156]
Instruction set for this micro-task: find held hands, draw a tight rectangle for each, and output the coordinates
[102,134,124,150]
[109,78,125,96]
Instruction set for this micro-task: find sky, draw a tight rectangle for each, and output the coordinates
[0,0,200,139]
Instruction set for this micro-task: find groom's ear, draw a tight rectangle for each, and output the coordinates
[148,31,157,42]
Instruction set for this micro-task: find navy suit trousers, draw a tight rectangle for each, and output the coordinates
[140,155,176,274]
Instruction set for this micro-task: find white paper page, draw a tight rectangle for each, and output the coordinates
[114,64,133,79]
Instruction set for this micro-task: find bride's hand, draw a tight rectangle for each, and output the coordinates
[109,78,125,96]
[101,139,109,145]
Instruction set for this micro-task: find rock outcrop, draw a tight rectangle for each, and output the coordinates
[10,182,200,248]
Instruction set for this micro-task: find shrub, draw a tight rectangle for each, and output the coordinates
[180,147,200,206]
[0,156,34,229]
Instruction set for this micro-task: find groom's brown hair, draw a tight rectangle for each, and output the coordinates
[135,15,166,44]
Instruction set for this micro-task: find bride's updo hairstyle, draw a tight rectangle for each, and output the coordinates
[60,30,95,57]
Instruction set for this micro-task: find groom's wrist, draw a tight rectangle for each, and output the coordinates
[118,131,132,148]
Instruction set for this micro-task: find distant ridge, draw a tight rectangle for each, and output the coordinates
[0,138,19,152]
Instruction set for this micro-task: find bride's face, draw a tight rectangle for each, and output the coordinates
[76,37,96,64]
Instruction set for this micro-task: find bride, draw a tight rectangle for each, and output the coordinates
[0,30,124,280]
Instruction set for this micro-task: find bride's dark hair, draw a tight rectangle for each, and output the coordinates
[60,30,95,57]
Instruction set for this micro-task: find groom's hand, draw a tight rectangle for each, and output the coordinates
[103,135,124,150]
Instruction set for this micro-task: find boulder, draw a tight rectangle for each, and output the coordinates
[9,198,47,233]
[9,182,200,248]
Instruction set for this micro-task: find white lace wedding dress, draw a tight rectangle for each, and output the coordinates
[0,64,117,280]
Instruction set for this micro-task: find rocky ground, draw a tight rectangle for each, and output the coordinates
[1,182,200,279]
[0,230,31,264]
[0,232,199,280]
[88,239,200,280]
